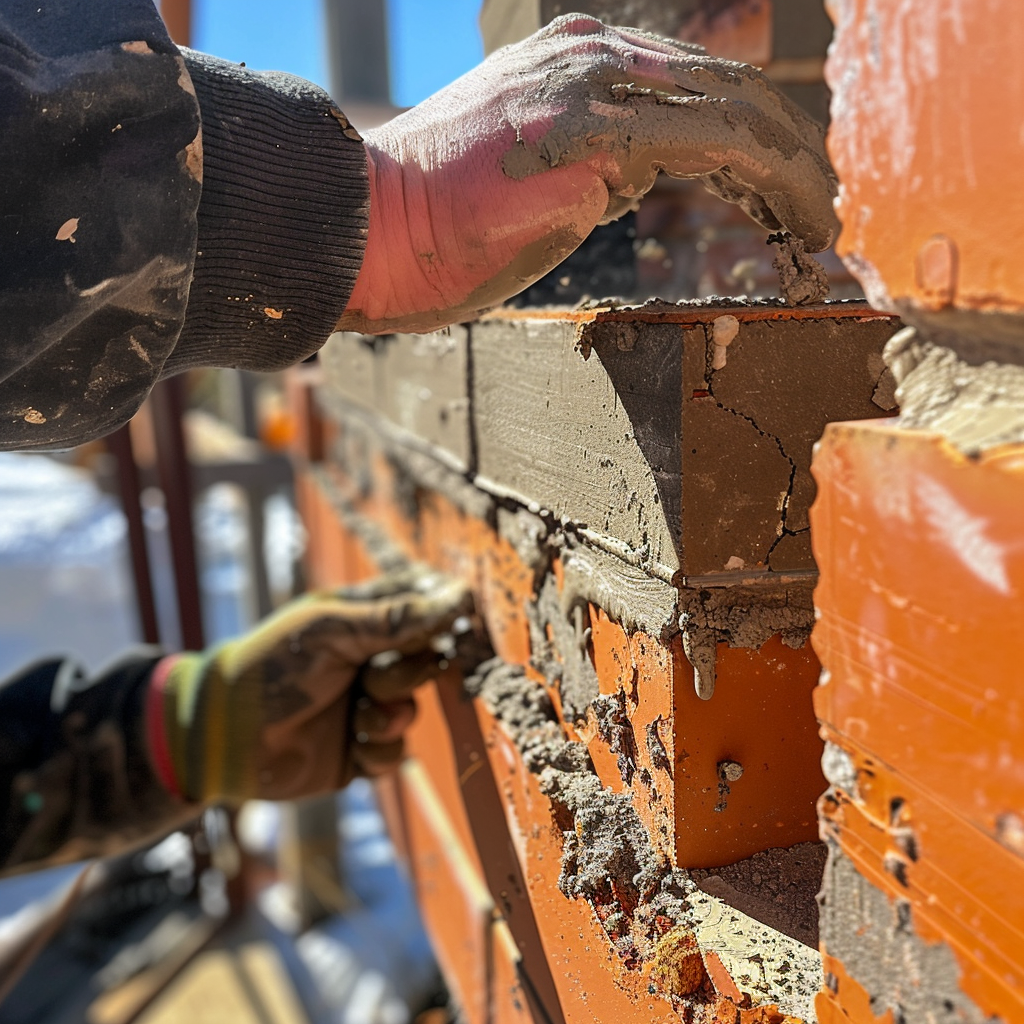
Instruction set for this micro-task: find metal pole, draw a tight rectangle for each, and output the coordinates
[106,425,161,645]
[160,0,192,47]
[151,1,202,650]
[150,377,205,651]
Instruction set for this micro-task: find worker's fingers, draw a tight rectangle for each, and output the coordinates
[353,696,417,744]
[500,16,838,250]
[591,48,836,241]
[603,92,839,249]
[250,570,472,669]
[330,564,444,603]
[328,572,472,661]
[360,649,450,704]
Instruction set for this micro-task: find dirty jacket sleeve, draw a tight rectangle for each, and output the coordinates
[0,652,197,874]
[0,0,369,452]
[0,0,370,873]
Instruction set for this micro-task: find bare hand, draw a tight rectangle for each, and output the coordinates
[339,14,838,335]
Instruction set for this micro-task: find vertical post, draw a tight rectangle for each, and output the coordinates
[153,1,201,650]
[106,425,161,645]
[150,378,205,652]
[322,0,391,104]
[160,0,192,47]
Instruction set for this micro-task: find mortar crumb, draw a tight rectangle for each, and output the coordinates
[770,232,830,306]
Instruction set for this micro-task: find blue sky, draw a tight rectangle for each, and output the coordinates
[191,0,484,107]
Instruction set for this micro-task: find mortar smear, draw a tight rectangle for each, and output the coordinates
[465,659,824,1016]
[463,657,588,774]
[688,841,826,948]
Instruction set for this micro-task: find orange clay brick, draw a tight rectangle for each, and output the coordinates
[811,420,1024,1023]
[826,0,1024,315]
[815,954,894,1024]
[672,637,823,867]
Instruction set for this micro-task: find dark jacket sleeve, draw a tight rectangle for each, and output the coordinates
[0,0,369,452]
[0,652,194,874]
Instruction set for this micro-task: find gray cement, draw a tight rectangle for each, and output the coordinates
[466,656,825,1017]
[591,689,641,785]
[557,540,679,639]
[678,577,816,651]
[526,572,602,723]
[495,506,551,577]
[771,233,831,306]
[886,326,1024,455]
[688,841,826,948]
[819,843,1000,1024]
[897,306,1024,371]
[463,657,590,774]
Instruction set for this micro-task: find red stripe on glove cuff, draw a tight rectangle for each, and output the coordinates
[146,656,183,800]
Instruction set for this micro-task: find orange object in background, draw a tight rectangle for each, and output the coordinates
[811,421,1024,1023]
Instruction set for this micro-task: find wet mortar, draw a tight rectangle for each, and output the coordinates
[464,656,826,1017]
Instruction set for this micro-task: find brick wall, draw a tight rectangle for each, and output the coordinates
[292,300,898,1022]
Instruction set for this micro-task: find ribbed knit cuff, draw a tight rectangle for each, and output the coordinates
[167,50,369,375]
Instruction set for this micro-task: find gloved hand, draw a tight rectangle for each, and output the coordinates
[146,568,471,804]
[339,14,839,335]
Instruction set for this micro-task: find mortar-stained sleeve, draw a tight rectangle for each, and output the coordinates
[0,0,368,452]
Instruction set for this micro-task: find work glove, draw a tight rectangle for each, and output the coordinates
[338,14,839,335]
[146,568,470,805]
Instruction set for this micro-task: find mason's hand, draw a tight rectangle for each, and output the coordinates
[339,13,839,335]
[148,567,471,804]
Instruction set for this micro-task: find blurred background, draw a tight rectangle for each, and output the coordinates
[192,0,484,107]
[0,0,857,1020]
